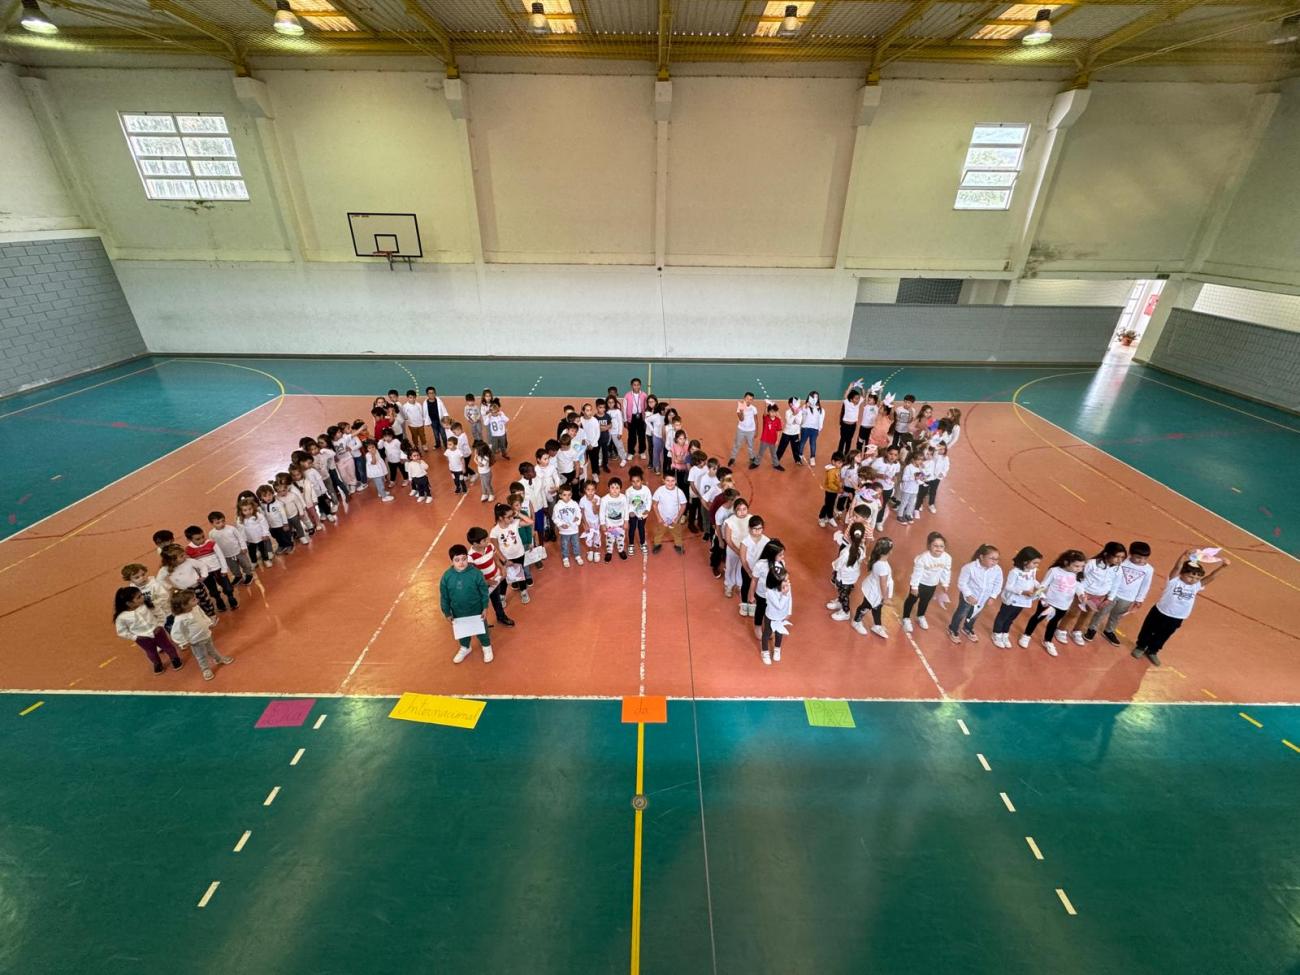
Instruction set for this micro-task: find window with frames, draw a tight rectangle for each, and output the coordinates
[954,123,1028,211]
[119,112,249,202]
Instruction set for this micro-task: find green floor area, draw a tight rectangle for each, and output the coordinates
[2,354,1296,551]
[2,695,1296,974]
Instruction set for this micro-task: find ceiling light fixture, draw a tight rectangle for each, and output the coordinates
[1267,13,1299,45]
[777,4,801,37]
[528,2,550,34]
[273,0,305,36]
[20,0,58,34]
[1021,8,1052,45]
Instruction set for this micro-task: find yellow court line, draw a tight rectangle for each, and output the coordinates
[1009,377,1299,595]
[98,655,117,669]
[1283,739,1300,755]
[1058,482,1087,503]
[0,359,174,422]
[1238,712,1263,729]
[394,361,419,388]
[1201,688,1219,700]
[0,361,287,577]
[630,721,646,975]
[207,464,249,494]
[19,700,44,716]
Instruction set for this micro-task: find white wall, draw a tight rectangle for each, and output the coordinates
[1033,82,1257,275]
[1192,284,1300,332]
[1009,278,1133,306]
[115,261,855,359]
[667,77,858,267]
[0,65,83,236]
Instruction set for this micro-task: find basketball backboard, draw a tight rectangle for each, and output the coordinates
[347,212,422,259]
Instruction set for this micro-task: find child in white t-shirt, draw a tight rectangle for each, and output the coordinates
[599,477,630,562]
[624,467,653,556]
[579,480,602,564]
[446,436,467,494]
[406,448,432,503]
[552,484,583,567]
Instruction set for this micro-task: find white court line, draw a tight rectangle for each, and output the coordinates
[313,714,327,730]
[638,538,648,696]
[957,719,970,735]
[290,748,304,766]
[1000,791,1016,812]
[0,399,276,551]
[1018,405,1297,565]
[233,830,251,853]
[197,881,220,908]
[10,689,1298,707]
[1056,888,1078,915]
[887,607,947,699]
[1025,836,1044,861]
[0,358,173,421]
[263,786,280,806]
[976,753,991,771]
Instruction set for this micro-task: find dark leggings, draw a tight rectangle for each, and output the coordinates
[1024,602,1063,641]
[135,628,181,667]
[753,595,767,630]
[202,572,234,609]
[853,600,883,625]
[992,602,1025,634]
[775,433,799,462]
[877,489,893,525]
[836,421,857,457]
[901,583,936,620]
[818,491,837,521]
[740,570,753,604]
[247,540,272,564]
[629,516,646,546]
[1136,607,1183,654]
[489,581,509,622]
[761,618,784,655]
[835,581,853,612]
[922,479,940,507]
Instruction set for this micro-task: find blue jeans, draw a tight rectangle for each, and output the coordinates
[949,600,981,636]
[560,533,581,560]
[370,476,390,498]
[798,428,819,460]
[650,436,664,471]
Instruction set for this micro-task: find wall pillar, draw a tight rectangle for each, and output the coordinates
[834,83,883,271]
[653,80,671,269]
[233,76,311,262]
[1135,279,1201,362]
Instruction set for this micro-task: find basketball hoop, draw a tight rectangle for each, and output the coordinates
[370,250,414,271]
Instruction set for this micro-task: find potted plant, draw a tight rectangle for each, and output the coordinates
[1118,329,1138,347]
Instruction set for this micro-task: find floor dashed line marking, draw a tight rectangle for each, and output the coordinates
[1284,739,1300,755]
[313,714,327,730]
[1000,792,1016,812]
[263,786,281,806]
[290,748,305,766]
[18,700,44,716]
[957,719,970,736]
[197,881,220,908]
[1057,482,1087,503]
[1056,888,1078,916]
[98,655,117,668]
[1201,688,1219,700]
[1025,836,1044,861]
[1239,712,1262,729]
[976,753,991,771]
[233,830,251,853]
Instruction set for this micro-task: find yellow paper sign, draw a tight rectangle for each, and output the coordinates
[388,693,486,729]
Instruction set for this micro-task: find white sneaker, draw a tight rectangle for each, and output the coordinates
[773,648,781,662]
[929,504,936,513]
[761,650,772,666]
[202,668,214,681]
[329,514,338,523]
[826,600,841,610]
[482,647,494,663]
[851,621,869,635]
[1055,630,1068,644]
[409,489,416,496]
[992,634,1006,648]
[902,618,914,633]
[381,496,394,503]
[1018,635,1031,648]
[575,556,584,565]
[917,616,929,631]
[871,625,889,639]
[562,558,571,568]
[830,610,850,621]
[724,586,735,598]
[1071,630,1086,646]
[521,590,531,604]
[453,647,472,664]
[1044,642,1058,657]
[818,518,829,528]
[738,603,749,617]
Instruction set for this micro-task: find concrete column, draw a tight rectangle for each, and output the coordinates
[834,84,883,270]
[653,80,671,269]
[443,78,484,267]
[234,76,311,263]
[1134,279,1201,363]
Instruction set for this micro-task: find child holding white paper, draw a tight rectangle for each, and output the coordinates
[440,544,494,664]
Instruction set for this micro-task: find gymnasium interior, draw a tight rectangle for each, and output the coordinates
[1,0,1299,971]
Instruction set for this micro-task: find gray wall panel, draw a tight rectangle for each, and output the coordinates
[847,303,1120,363]
[0,237,146,396]
[1148,308,1300,413]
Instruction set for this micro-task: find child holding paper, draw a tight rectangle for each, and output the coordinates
[440,544,494,664]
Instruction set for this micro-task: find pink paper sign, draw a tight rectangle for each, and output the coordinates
[255,698,316,729]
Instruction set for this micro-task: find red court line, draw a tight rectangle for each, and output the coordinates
[1,398,1295,704]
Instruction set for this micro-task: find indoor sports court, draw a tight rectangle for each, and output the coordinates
[2,4,1299,974]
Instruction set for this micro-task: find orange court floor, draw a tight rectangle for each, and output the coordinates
[1,394,1297,707]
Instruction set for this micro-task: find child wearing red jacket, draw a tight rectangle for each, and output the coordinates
[184,525,238,612]
[754,403,784,471]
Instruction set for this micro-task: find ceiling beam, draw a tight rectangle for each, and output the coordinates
[871,0,940,72]
[1082,0,1219,68]
[147,0,248,72]
[403,0,458,76]
[657,0,672,79]
[1095,2,1300,71]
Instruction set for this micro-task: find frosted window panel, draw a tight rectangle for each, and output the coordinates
[971,124,1027,145]
[140,159,193,176]
[197,179,249,200]
[954,188,1012,210]
[964,146,1022,170]
[961,170,1016,187]
[130,136,185,157]
[182,136,236,157]
[191,159,241,177]
[123,114,177,133]
[176,115,228,134]
[146,179,199,199]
